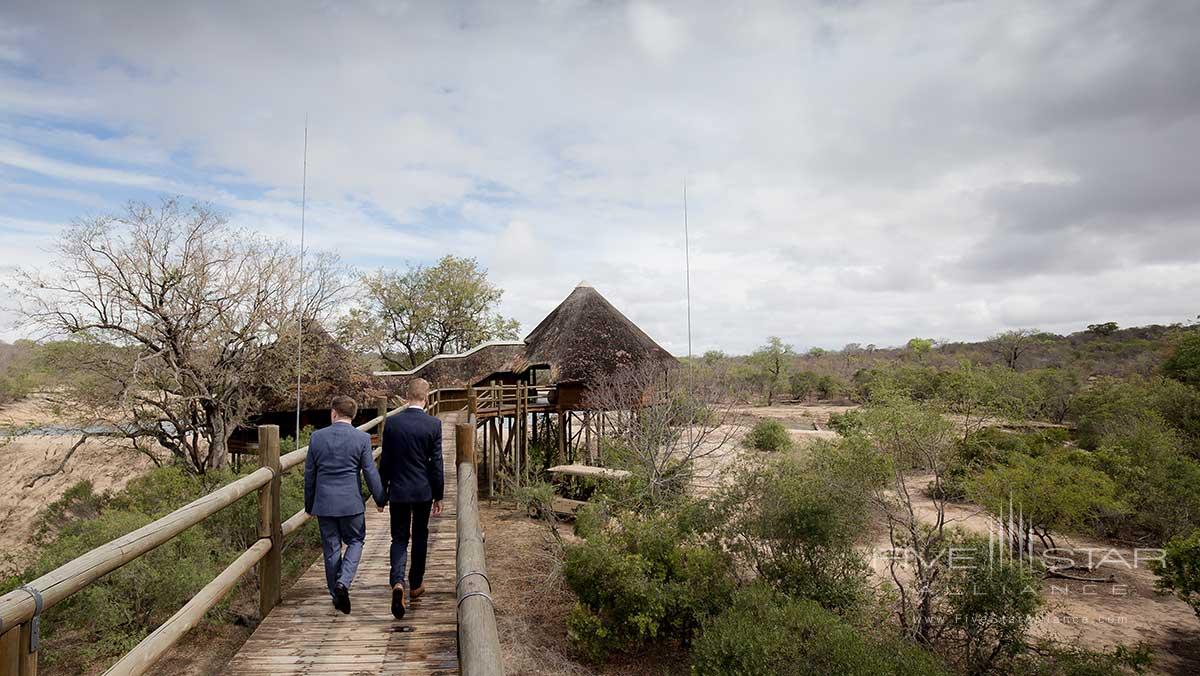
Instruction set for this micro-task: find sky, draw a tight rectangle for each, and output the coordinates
[1,1,1198,355]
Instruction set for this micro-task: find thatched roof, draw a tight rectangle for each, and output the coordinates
[511,283,677,386]
[382,341,526,389]
[259,326,388,411]
[375,282,677,391]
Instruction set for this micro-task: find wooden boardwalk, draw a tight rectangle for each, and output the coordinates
[225,415,460,675]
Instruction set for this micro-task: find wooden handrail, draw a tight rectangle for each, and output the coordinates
[455,422,503,676]
[0,405,398,676]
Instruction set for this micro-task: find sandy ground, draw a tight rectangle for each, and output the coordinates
[737,404,1200,675]
[0,395,159,574]
[864,473,1200,675]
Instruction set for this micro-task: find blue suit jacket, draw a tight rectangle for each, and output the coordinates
[304,421,385,517]
[379,407,444,503]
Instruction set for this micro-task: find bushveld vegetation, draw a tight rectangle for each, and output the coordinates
[552,322,1200,674]
[0,428,320,673]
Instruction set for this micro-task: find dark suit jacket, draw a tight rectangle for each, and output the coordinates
[304,421,385,517]
[379,407,444,503]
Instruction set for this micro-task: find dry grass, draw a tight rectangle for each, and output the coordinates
[481,502,689,676]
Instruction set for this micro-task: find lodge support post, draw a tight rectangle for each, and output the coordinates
[256,424,282,620]
[557,410,566,465]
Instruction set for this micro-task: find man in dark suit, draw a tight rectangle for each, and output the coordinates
[304,395,385,615]
[379,377,444,619]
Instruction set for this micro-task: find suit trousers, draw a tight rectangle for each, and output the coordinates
[389,501,432,589]
[317,513,366,598]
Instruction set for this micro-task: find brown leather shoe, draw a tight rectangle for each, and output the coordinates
[391,584,407,619]
[410,585,426,600]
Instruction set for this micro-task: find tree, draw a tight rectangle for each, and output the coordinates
[1164,332,1200,388]
[585,362,739,506]
[990,329,1039,370]
[1087,322,1119,336]
[970,451,1122,550]
[906,337,934,362]
[854,395,959,645]
[749,336,795,405]
[339,255,518,369]
[9,199,343,472]
[1155,528,1200,621]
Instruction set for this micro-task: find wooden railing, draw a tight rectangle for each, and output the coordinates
[454,420,503,676]
[0,399,396,676]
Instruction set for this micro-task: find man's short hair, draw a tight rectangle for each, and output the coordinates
[331,395,358,420]
[406,378,430,401]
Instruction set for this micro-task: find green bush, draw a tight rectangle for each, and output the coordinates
[827,409,864,436]
[563,508,734,661]
[942,535,1044,674]
[744,419,792,452]
[1073,376,1200,455]
[21,509,224,672]
[1011,642,1152,676]
[1094,417,1200,543]
[970,451,1122,547]
[714,446,879,612]
[1154,528,1200,620]
[3,461,323,671]
[691,584,948,676]
[514,481,557,519]
[1164,332,1200,388]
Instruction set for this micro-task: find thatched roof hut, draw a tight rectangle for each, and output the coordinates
[511,282,677,387]
[379,282,678,402]
[257,326,389,413]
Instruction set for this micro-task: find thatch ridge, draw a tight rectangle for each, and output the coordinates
[515,283,677,385]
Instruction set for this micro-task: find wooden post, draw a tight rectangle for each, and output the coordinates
[257,425,282,620]
[0,626,20,676]
[556,411,566,465]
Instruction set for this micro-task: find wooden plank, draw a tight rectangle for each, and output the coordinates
[546,464,631,480]
[223,414,462,675]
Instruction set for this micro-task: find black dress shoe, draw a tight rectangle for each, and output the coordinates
[391,585,406,619]
[334,583,352,615]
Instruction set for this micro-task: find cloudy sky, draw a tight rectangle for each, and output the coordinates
[1,1,1198,355]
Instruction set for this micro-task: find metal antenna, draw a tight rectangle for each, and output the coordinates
[683,179,693,361]
[295,116,308,440]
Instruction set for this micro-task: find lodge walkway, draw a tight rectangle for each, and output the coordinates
[224,414,462,675]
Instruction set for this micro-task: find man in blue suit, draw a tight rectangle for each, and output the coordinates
[304,395,385,614]
[379,377,444,619]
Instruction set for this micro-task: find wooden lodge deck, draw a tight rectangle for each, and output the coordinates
[224,414,462,675]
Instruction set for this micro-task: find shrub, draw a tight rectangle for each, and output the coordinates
[1164,332,1200,388]
[691,584,947,676]
[1154,528,1200,621]
[970,451,1122,548]
[1094,417,1200,543]
[942,535,1043,674]
[22,509,224,672]
[827,409,864,436]
[563,508,734,660]
[514,481,557,519]
[1073,376,1200,455]
[1011,642,1153,676]
[3,461,324,671]
[744,419,792,452]
[714,446,879,612]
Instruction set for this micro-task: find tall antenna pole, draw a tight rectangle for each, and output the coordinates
[295,117,308,440]
[683,179,693,361]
